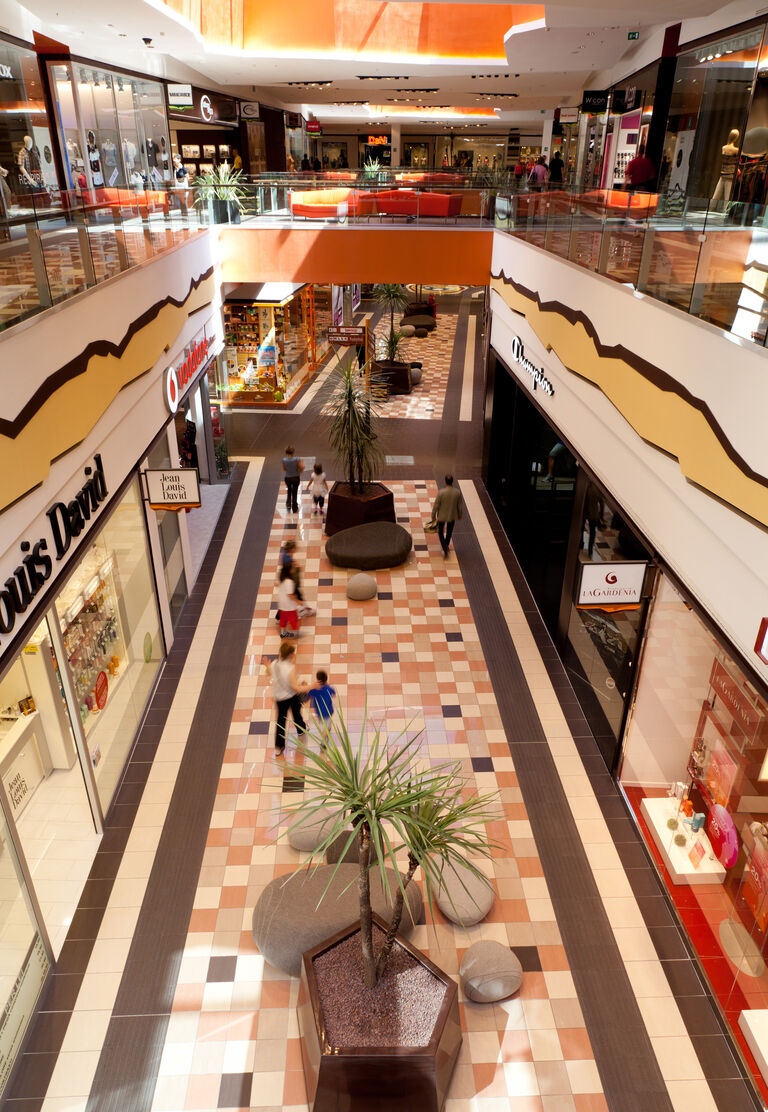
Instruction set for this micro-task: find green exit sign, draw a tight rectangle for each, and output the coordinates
[628,31,639,40]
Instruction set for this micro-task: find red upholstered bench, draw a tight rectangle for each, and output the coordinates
[289,188,377,218]
[373,190,462,218]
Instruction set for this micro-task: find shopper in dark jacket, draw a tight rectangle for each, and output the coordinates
[432,475,463,558]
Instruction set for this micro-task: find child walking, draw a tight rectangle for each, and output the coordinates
[307,462,329,517]
[277,565,300,638]
[308,670,336,726]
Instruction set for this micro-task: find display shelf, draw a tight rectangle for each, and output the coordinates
[640,795,726,885]
[740,1011,768,1085]
[57,560,126,734]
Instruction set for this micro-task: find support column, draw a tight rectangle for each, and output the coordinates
[390,123,401,168]
[540,114,554,162]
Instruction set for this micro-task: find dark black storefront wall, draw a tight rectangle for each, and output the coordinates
[483,349,653,772]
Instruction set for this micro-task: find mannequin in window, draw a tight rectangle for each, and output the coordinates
[0,165,12,213]
[86,130,104,187]
[17,135,43,192]
[713,129,740,202]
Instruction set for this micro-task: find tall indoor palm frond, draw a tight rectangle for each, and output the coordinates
[325,354,385,493]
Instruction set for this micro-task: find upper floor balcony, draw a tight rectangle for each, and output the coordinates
[4,174,768,352]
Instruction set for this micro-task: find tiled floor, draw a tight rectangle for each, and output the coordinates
[4,281,760,1112]
[156,483,606,1112]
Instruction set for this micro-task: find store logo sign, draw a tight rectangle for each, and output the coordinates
[510,336,554,396]
[200,94,214,122]
[167,83,193,106]
[578,561,646,605]
[0,457,108,648]
[164,335,210,414]
[0,65,12,79]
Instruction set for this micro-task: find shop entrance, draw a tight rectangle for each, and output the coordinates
[0,618,99,956]
[485,354,653,770]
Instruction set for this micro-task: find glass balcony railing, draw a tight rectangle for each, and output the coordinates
[3,175,768,352]
[494,187,768,349]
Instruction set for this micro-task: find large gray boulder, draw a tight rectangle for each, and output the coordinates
[326,522,412,571]
[252,863,423,976]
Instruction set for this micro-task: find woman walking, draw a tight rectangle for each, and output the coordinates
[271,642,308,756]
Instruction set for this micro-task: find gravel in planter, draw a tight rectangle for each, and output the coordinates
[313,925,447,1047]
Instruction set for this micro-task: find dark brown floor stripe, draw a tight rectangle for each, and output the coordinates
[465,479,760,1112]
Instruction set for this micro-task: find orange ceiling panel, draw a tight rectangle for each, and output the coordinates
[165,0,543,58]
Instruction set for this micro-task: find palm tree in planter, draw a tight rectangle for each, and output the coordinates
[283,711,499,1112]
[372,283,413,396]
[194,163,247,224]
[323,352,396,536]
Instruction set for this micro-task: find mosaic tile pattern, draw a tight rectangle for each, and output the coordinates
[154,484,608,1112]
[321,309,459,422]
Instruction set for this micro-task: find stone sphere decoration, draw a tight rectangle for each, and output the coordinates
[346,572,377,601]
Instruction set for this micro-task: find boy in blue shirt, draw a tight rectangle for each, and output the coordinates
[308,670,336,727]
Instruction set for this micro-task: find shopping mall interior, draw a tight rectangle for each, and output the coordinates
[3,1,768,1111]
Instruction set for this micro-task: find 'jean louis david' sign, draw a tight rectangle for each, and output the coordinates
[578,562,647,605]
[145,468,201,511]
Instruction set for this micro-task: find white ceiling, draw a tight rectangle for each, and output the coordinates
[12,0,745,134]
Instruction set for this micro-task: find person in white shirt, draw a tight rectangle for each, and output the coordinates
[277,565,300,638]
[270,642,308,756]
[306,461,329,517]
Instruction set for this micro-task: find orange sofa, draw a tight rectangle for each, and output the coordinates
[394,172,464,187]
[71,187,170,214]
[373,190,463,218]
[578,189,660,219]
[289,187,377,218]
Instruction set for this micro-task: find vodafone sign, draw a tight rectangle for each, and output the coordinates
[164,334,210,413]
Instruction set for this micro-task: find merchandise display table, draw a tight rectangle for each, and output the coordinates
[640,795,726,886]
[740,1011,768,1085]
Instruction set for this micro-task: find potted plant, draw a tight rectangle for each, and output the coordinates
[323,353,395,535]
[372,283,413,395]
[283,712,498,1112]
[194,163,247,224]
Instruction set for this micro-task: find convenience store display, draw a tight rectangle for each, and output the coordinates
[221,288,317,407]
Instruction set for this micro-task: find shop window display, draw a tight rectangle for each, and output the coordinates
[621,574,768,1097]
[54,479,163,808]
[222,287,321,407]
[0,39,57,214]
[49,63,170,192]
[660,27,763,200]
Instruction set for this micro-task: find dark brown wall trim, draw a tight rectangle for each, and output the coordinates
[0,267,214,443]
[492,268,768,496]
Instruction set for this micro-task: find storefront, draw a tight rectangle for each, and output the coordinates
[215,283,330,407]
[0,34,58,214]
[435,133,508,171]
[485,351,655,770]
[661,23,765,201]
[166,84,240,180]
[488,225,768,1099]
[360,134,391,166]
[0,233,221,1094]
[48,60,171,191]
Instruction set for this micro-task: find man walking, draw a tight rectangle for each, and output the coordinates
[282,445,303,513]
[432,474,463,559]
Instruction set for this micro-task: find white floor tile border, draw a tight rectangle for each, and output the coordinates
[459,480,720,1112]
[459,315,476,423]
[40,459,265,1110]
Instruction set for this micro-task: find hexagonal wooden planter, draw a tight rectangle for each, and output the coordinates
[297,913,461,1112]
[324,481,395,537]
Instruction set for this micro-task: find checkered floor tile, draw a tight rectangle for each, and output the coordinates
[155,484,607,1112]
